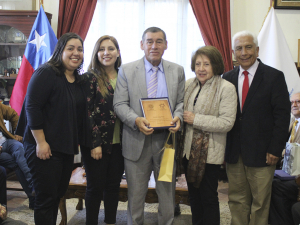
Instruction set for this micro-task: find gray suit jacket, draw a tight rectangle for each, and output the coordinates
[113,57,185,161]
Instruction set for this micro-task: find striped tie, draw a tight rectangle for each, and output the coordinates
[290,120,298,143]
[147,67,158,98]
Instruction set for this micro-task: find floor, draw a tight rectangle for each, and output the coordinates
[6,180,28,212]
[6,179,229,213]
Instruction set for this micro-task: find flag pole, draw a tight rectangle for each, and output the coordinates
[259,0,275,32]
[39,0,44,9]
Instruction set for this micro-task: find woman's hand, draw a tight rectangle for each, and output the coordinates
[0,205,7,221]
[36,141,52,160]
[31,130,51,160]
[183,111,195,125]
[91,146,102,160]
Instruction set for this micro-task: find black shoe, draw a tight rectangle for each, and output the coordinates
[174,204,181,216]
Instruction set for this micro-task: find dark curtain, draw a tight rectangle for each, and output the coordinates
[189,0,233,72]
[57,0,97,40]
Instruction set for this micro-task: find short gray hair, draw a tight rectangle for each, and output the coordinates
[232,31,258,50]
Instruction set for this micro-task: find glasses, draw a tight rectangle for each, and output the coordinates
[291,100,300,105]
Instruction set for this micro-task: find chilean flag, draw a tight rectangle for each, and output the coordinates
[10,6,57,115]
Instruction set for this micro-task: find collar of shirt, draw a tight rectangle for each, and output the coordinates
[143,57,168,98]
[238,59,259,80]
[144,57,164,73]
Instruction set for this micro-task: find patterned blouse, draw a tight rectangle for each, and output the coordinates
[84,71,120,154]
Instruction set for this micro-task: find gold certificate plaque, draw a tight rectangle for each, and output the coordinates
[140,97,175,129]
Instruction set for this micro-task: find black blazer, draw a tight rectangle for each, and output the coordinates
[223,59,291,167]
[17,63,91,155]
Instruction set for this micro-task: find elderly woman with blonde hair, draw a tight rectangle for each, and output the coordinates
[177,46,237,225]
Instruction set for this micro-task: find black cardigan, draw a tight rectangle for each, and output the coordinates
[17,63,91,154]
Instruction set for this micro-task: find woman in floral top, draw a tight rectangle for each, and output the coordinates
[82,35,123,225]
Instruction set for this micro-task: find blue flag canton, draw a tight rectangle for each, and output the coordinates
[25,6,57,70]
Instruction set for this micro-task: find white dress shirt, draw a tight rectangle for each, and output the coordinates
[238,59,259,111]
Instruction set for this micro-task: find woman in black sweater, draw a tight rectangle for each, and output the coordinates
[19,33,90,225]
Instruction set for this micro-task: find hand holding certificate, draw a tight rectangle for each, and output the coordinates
[140,97,176,130]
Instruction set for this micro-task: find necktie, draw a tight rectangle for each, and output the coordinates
[290,120,298,143]
[242,70,249,110]
[147,67,158,98]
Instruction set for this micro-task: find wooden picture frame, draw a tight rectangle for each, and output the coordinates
[275,0,300,9]
[298,39,300,68]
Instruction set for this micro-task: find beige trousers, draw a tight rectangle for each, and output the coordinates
[226,155,275,225]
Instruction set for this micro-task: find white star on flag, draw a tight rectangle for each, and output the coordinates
[29,30,47,52]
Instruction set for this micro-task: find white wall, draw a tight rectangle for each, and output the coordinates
[231,0,300,62]
[43,0,300,62]
[36,0,59,36]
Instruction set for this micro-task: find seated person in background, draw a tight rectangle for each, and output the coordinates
[0,165,7,223]
[0,103,34,209]
[269,92,300,225]
[0,165,26,225]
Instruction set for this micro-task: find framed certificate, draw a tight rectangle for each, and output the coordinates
[140,97,175,129]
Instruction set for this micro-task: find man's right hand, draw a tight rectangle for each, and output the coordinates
[36,141,52,160]
[135,117,154,135]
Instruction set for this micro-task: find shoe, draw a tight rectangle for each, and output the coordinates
[174,204,181,216]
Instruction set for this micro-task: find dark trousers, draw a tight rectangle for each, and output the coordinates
[292,202,300,225]
[81,144,124,224]
[0,141,34,201]
[24,141,74,225]
[183,157,220,225]
[0,166,6,206]
[2,139,33,188]
[269,178,299,225]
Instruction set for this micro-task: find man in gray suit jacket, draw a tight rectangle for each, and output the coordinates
[113,27,185,225]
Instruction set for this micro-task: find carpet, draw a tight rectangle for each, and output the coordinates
[8,199,231,224]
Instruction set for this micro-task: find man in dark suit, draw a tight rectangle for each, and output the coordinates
[269,92,300,225]
[223,30,291,225]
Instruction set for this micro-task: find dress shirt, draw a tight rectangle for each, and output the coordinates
[238,59,259,110]
[144,57,168,98]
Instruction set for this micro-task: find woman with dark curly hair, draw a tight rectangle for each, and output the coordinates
[18,32,90,225]
[82,35,123,225]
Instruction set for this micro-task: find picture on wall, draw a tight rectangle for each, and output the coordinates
[275,0,300,9]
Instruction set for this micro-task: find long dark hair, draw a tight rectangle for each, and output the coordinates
[88,35,122,98]
[48,32,84,79]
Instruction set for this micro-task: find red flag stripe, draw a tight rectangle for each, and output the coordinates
[9,55,34,115]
